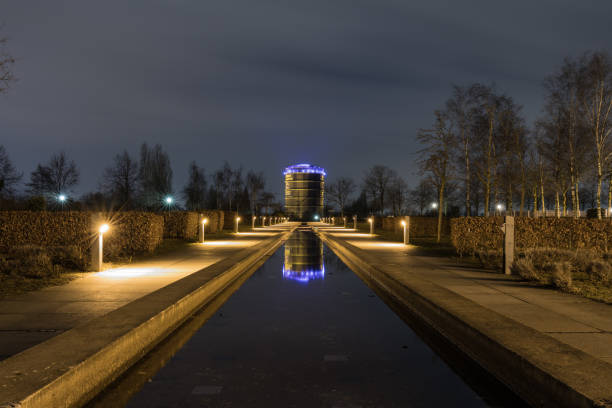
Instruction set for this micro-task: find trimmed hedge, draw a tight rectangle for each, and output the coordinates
[104,212,164,260]
[223,211,237,230]
[200,210,223,233]
[382,216,451,238]
[451,217,504,256]
[0,211,164,269]
[451,216,612,256]
[0,211,93,258]
[163,211,199,240]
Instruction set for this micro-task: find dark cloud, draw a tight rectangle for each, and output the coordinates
[1,0,611,200]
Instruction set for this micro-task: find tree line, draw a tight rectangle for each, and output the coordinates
[418,50,612,220]
[0,143,280,214]
[1,30,610,220]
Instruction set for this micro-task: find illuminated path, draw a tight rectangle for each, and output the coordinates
[0,226,290,361]
[315,225,612,406]
[321,227,612,366]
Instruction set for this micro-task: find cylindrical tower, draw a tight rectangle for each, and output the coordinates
[284,163,325,221]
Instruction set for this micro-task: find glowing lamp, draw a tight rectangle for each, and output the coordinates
[201,218,208,243]
[401,219,408,245]
[165,196,173,204]
[58,194,67,202]
[97,223,110,272]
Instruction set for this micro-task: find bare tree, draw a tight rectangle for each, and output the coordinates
[101,150,138,207]
[327,177,356,217]
[246,170,265,215]
[577,51,612,218]
[497,95,528,215]
[182,161,207,210]
[138,143,173,208]
[471,85,502,216]
[0,35,16,94]
[409,180,433,215]
[388,175,408,216]
[27,152,79,198]
[230,166,244,212]
[446,84,478,215]
[0,145,22,198]
[259,191,275,215]
[418,110,455,242]
[363,165,395,215]
[544,57,587,217]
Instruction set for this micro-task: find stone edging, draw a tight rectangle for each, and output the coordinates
[0,230,293,408]
[318,231,612,408]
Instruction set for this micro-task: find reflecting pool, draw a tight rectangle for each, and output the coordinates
[90,230,524,407]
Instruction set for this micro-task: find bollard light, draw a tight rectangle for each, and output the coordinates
[353,215,357,229]
[401,220,408,245]
[98,223,110,272]
[368,217,374,235]
[252,215,256,229]
[343,217,347,228]
[201,218,208,243]
[262,216,266,227]
[235,216,241,233]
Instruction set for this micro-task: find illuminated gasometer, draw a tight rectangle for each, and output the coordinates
[283,163,325,221]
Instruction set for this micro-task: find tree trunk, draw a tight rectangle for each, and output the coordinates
[608,175,612,215]
[597,156,603,219]
[437,182,445,243]
[576,182,581,216]
[464,137,471,216]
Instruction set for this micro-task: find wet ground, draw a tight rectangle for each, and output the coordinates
[92,230,521,407]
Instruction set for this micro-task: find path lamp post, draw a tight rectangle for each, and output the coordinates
[343,217,347,228]
[262,216,266,227]
[368,217,374,235]
[353,215,357,229]
[97,224,109,272]
[235,216,241,233]
[201,218,208,243]
[401,219,408,245]
[252,216,256,229]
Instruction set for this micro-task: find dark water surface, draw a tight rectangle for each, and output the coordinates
[95,230,522,407]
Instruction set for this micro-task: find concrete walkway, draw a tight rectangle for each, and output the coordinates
[318,225,612,367]
[0,226,291,361]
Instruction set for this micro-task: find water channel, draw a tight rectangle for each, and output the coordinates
[89,229,526,407]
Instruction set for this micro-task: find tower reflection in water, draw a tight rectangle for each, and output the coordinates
[282,231,324,283]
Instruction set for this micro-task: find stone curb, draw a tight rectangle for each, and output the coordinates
[318,231,612,408]
[0,230,293,408]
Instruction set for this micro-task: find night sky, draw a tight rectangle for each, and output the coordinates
[1,1,611,200]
